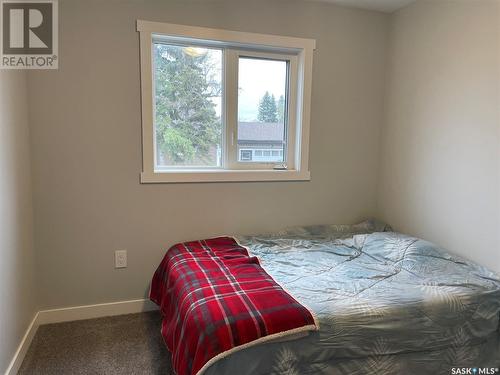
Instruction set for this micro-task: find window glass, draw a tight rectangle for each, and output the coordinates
[237,57,287,163]
[153,43,223,168]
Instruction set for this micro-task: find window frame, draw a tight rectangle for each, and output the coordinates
[137,20,315,183]
[228,50,297,170]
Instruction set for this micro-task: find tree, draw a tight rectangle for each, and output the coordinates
[154,44,221,165]
[257,91,278,123]
[277,95,285,123]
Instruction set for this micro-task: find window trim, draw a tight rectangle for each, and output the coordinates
[137,20,315,183]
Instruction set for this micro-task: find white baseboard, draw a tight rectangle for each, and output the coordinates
[37,298,158,325]
[5,298,159,375]
[4,313,39,375]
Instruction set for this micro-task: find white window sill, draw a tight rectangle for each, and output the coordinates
[140,170,311,183]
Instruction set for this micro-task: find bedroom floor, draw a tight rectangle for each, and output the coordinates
[19,311,172,374]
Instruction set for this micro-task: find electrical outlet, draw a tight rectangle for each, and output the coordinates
[115,250,127,268]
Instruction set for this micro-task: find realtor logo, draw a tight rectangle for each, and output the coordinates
[1,0,58,69]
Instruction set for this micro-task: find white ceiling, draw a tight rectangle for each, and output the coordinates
[312,0,416,13]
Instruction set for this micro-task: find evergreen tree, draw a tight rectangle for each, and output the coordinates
[154,44,221,165]
[277,95,285,123]
[257,91,278,123]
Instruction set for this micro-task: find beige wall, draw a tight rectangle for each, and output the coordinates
[28,0,389,308]
[0,71,36,372]
[378,0,500,272]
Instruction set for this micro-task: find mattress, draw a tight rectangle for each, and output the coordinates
[203,220,500,374]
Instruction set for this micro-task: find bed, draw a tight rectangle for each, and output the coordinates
[151,220,500,374]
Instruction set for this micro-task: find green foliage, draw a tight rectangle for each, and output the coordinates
[257,91,278,123]
[158,127,195,162]
[154,44,221,165]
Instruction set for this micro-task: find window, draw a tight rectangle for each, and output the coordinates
[138,21,315,183]
[240,150,252,161]
[237,57,286,164]
[154,44,223,168]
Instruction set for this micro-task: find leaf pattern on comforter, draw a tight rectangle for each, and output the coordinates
[203,219,500,375]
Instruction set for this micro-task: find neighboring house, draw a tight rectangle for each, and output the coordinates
[237,121,285,163]
[156,121,286,167]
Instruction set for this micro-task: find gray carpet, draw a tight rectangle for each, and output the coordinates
[18,311,173,374]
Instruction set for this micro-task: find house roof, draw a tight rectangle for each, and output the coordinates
[237,122,285,142]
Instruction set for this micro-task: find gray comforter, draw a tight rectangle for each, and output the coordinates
[203,220,500,375]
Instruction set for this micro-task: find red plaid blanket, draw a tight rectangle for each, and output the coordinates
[150,236,317,375]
